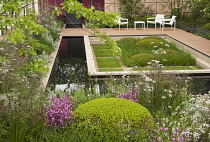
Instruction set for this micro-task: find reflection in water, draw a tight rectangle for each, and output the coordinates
[48,37,89,91]
[191,77,210,94]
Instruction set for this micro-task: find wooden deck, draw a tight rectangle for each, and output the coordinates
[60,27,210,57]
[58,27,210,76]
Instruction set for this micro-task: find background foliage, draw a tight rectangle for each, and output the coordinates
[0,0,209,141]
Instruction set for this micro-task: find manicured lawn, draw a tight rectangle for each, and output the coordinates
[92,36,199,72]
[94,49,114,57]
[93,44,111,49]
[96,57,121,68]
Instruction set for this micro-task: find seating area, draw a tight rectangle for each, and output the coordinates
[147,14,165,29]
[111,14,177,31]
[147,14,177,31]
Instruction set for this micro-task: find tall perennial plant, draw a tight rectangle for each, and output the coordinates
[45,94,75,128]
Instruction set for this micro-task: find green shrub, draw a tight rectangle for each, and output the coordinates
[32,51,49,63]
[135,39,164,48]
[139,16,154,23]
[162,53,195,66]
[25,59,49,77]
[131,53,155,66]
[163,49,179,55]
[142,36,165,41]
[202,23,210,30]
[0,55,6,67]
[118,37,137,42]
[73,98,153,139]
[34,33,57,55]
[204,33,210,40]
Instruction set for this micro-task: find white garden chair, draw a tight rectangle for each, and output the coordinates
[147,14,165,29]
[110,17,128,30]
[160,16,177,31]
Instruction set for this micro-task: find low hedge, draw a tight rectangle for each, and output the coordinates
[73,98,154,139]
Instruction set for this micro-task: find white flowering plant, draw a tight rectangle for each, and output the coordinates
[171,94,210,141]
[152,93,210,141]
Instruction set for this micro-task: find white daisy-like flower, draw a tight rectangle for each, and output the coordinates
[161,96,166,99]
[168,94,172,97]
[165,44,170,47]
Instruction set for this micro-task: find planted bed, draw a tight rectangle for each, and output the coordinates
[92,36,200,72]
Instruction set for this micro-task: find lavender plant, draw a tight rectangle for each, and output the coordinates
[45,94,75,128]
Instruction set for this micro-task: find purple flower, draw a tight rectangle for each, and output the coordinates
[115,86,139,102]
[179,137,184,140]
[164,133,168,135]
[157,137,162,141]
[45,94,75,128]
[158,127,163,131]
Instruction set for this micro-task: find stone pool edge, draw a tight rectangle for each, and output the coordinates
[85,35,210,77]
[41,35,62,91]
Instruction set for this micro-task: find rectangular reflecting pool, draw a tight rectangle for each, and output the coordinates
[47,37,89,91]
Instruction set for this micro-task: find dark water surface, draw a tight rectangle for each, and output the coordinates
[47,37,89,91]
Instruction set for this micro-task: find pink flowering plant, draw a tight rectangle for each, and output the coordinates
[154,122,191,141]
[114,86,139,102]
[45,94,75,128]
